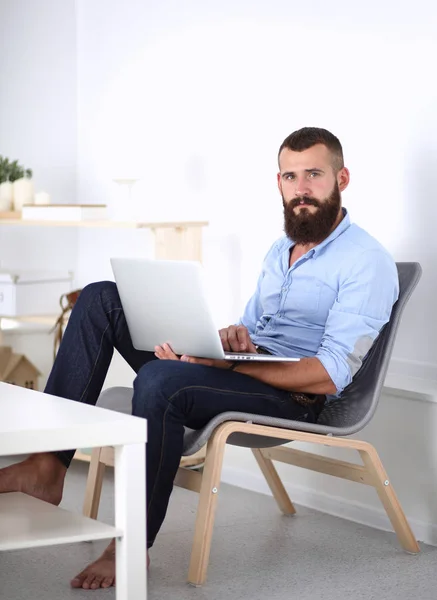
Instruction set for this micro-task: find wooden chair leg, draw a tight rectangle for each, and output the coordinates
[252,448,296,515]
[359,446,420,554]
[187,426,228,586]
[83,447,106,519]
[83,443,206,521]
[180,445,207,468]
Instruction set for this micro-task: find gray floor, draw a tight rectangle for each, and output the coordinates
[1,457,436,600]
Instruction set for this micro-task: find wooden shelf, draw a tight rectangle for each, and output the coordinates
[0,492,121,550]
[0,315,59,333]
[0,219,208,229]
[0,219,207,340]
[0,314,58,323]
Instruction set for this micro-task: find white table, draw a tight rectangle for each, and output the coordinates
[0,382,147,599]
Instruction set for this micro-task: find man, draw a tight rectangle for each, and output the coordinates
[0,127,398,589]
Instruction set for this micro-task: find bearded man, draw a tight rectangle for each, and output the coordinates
[0,127,399,589]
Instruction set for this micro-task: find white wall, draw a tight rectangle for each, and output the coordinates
[74,0,437,372]
[2,0,437,545]
[0,0,78,275]
[73,0,437,544]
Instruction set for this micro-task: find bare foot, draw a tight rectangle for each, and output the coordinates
[0,453,66,505]
[71,539,150,590]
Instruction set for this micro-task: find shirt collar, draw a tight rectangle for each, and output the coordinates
[288,208,351,259]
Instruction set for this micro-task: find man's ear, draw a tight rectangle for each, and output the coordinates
[337,167,350,192]
[277,172,282,193]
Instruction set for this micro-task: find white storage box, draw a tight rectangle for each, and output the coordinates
[0,270,73,317]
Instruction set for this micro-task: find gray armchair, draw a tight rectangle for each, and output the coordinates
[84,262,422,586]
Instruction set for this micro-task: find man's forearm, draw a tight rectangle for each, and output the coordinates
[234,357,337,395]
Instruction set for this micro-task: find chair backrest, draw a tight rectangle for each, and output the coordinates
[182,262,422,454]
[99,263,423,453]
[315,262,422,434]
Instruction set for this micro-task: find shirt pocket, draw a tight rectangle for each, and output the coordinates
[288,281,322,316]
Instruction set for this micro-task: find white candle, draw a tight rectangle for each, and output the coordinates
[13,178,34,211]
[34,191,51,205]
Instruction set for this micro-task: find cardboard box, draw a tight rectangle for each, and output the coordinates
[0,345,41,389]
[0,270,73,317]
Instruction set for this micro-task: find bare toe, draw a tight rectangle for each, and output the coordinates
[70,575,84,588]
[101,576,115,588]
[71,557,115,590]
[70,567,88,589]
[89,575,104,590]
[71,542,147,589]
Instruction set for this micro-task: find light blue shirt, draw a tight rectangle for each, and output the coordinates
[240,209,399,398]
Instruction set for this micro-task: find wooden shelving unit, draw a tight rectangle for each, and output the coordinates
[0,218,208,338]
[0,218,208,229]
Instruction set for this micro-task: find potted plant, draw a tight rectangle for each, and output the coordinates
[0,156,33,212]
[0,157,13,211]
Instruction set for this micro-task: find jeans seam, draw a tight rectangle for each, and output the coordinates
[78,307,123,403]
[146,401,171,544]
[145,383,303,546]
[145,386,283,544]
[167,385,286,406]
[105,307,123,317]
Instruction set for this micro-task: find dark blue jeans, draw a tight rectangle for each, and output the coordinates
[45,282,322,548]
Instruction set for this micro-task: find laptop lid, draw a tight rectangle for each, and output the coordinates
[111,257,300,363]
[110,258,226,359]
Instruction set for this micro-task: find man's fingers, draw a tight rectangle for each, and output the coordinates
[237,329,257,353]
[155,343,179,360]
[226,325,241,351]
[220,325,254,352]
[235,325,251,351]
[181,356,213,366]
[219,328,231,352]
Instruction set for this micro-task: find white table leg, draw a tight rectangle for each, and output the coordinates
[114,442,147,600]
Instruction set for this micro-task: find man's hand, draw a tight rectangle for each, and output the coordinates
[154,344,336,394]
[180,355,232,369]
[154,343,180,360]
[219,325,257,353]
[154,343,234,370]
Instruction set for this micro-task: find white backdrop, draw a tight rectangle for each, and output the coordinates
[73,0,437,543]
[1,0,437,545]
[0,0,78,274]
[75,0,437,372]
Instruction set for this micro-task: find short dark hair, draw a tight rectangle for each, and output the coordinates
[278,127,344,172]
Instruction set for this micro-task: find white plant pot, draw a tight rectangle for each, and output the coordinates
[0,181,13,211]
[13,178,34,212]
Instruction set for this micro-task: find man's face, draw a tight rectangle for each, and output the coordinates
[278,144,349,245]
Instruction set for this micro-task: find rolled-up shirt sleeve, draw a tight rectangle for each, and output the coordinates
[316,249,399,396]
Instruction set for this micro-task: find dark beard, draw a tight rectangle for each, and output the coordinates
[282,182,341,244]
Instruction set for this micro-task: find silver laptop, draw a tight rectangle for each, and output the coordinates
[111,258,299,362]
